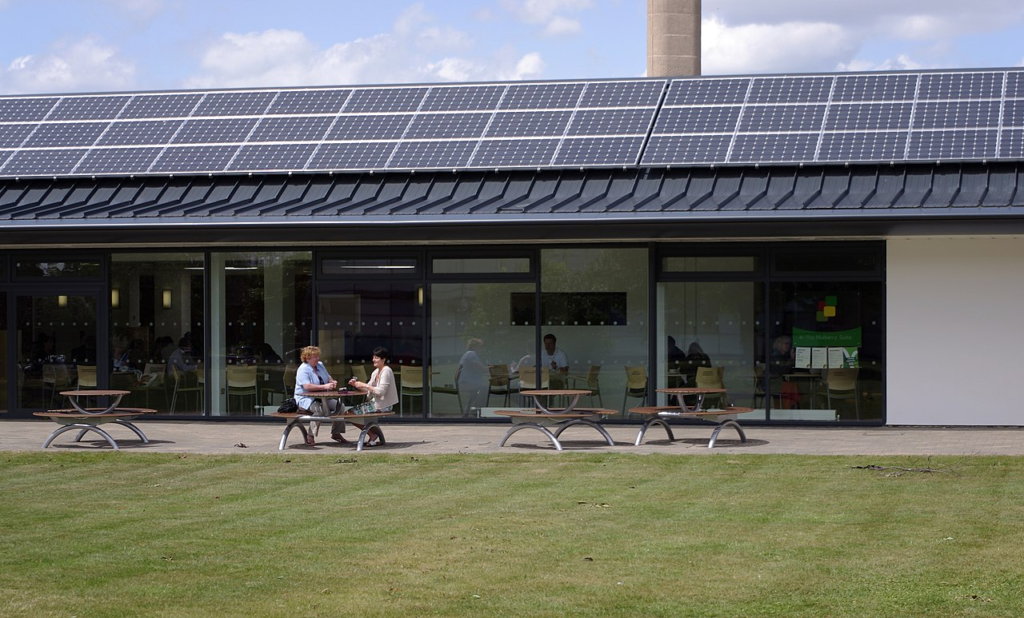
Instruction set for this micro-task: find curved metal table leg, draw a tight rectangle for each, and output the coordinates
[43,424,119,450]
[635,418,675,446]
[707,420,746,448]
[499,423,563,451]
[355,421,385,452]
[552,419,614,446]
[279,420,309,450]
[113,420,149,444]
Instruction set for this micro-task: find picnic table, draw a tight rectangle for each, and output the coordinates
[270,411,390,451]
[629,405,754,448]
[36,390,156,450]
[494,406,617,451]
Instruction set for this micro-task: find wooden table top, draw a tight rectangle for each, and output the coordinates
[520,389,591,396]
[60,390,131,397]
[656,387,727,395]
[294,389,365,397]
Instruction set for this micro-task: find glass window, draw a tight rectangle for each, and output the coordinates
[656,281,764,413]
[773,248,881,275]
[16,293,97,410]
[662,256,761,273]
[541,247,649,418]
[318,282,423,414]
[210,252,312,416]
[766,281,884,421]
[432,257,531,274]
[0,293,7,414]
[111,253,205,415]
[430,282,534,418]
[15,259,101,279]
[322,257,419,277]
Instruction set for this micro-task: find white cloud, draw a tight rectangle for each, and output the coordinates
[702,16,856,75]
[101,0,163,22]
[184,6,546,88]
[501,0,593,36]
[544,16,582,37]
[837,55,926,73]
[1,37,136,94]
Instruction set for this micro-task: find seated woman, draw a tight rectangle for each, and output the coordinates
[295,345,338,446]
[345,346,398,446]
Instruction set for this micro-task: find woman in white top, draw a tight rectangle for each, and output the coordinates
[345,346,398,446]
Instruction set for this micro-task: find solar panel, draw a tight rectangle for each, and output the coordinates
[194,91,276,117]
[738,104,826,132]
[76,147,162,174]
[1,148,85,175]
[345,87,427,113]
[24,122,109,148]
[387,140,476,169]
[48,96,130,121]
[405,113,491,139]
[307,142,396,170]
[652,106,741,134]
[825,103,913,131]
[1001,129,1024,157]
[0,97,58,122]
[566,108,656,136]
[150,145,239,173]
[485,111,572,137]
[0,124,34,148]
[327,114,412,141]
[266,90,351,115]
[421,85,505,112]
[554,136,644,166]
[470,138,560,167]
[228,144,318,171]
[248,116,333,142]
[3,70,1024,179]
[120,94,202,119]
[98,120,183,146]
[818,132,908,162]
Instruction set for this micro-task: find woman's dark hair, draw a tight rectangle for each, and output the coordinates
[372,346,390,361]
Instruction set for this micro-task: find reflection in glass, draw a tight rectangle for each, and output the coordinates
[0,294,6,414]
[111,253,204,415]
[430,282,534,418]
[541,247,649,418]
[15,260,102,278]
[768,281,883,421]
[211,252,312,416]
[17,294,97,410]
[656,281,763,414]
[318,283,422,415]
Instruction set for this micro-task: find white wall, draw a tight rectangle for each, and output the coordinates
[887,236,1024,425]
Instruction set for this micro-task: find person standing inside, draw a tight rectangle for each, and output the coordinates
[456,338,488,417]
[295,345,338,446]
[346,347,397,446]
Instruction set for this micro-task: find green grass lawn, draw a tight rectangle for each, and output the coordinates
[1,452,1023,617]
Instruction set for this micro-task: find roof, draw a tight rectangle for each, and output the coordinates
[2,162,1022,246]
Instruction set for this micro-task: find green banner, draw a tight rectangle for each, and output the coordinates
[792,326,862,347]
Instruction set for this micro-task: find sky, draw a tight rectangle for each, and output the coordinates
[0,0,1023,95]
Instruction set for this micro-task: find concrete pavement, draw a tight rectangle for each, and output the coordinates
[3,418,1024,456]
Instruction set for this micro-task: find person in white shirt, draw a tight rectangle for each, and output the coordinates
[541,333,569,388]
[346,346,398,446]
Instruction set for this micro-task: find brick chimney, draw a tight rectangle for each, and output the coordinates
[647,0,701,77]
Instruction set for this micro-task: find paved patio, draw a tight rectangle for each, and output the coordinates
[3,418,1024,456]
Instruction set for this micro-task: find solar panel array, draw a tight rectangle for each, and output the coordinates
[0,80,663,177]
[0,69,1023,178]
[643,69,1024,165]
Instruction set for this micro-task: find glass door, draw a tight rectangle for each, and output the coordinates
[317,283,423,415]
[14,292,99,415]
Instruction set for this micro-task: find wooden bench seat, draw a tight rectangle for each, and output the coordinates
[629,406,754,448]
